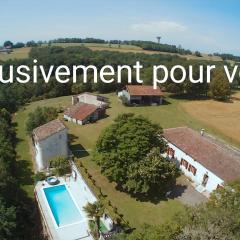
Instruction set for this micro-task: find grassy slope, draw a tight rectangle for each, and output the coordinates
[0,43,223,62]
[16,93,229,228]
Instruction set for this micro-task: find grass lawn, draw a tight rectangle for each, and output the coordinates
[15,92,222,228]
[15,109,35,197]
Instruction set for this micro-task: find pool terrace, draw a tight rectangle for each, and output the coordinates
[35,164,112,240]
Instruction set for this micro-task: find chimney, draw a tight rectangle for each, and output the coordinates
[200,128,205,136]
[72,95,78,105]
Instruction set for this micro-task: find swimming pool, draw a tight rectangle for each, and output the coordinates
[43,185,83,227]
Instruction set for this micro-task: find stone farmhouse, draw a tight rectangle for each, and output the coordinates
[64,92,109,125]
[32,119,68,171]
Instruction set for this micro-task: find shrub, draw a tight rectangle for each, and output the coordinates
[33,172,46,182]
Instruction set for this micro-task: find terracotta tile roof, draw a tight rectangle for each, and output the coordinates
[64,103,98,121]
[33,119,66,142]
[163,127,240,182]
[126,85,163,96]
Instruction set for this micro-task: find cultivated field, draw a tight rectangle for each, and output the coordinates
[181,91,240,147]
[15,93,226,228]
[0,43,223,62]
[0,47,31,61]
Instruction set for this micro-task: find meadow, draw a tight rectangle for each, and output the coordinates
[182,91,240,147]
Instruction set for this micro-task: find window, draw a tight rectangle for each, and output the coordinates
[188,164,197,176]
[181,158,189,169]
[202,174,209,187]
[167,147,171,155]
[167,147,175,158]
[217,184,223,190]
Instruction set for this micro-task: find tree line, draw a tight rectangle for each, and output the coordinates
[214,52,240,62]
[0,109,41,239]
[0,46,239,113]
[3,37,240,62]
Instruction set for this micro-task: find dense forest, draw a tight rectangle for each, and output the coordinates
[0,109,40,239]
[0,45,239,113]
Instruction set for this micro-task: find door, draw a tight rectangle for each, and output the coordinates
[202,174,209,187]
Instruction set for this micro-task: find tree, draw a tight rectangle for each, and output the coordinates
[26,40,38,47]
[194,51,202,57]
[83,201,105,239]
[25,106,58,134]
[3,41,13,48]
[94,113,175,195]
[209,70,231,100]
[13,42,25,48]
[0,199,16,240]
[122,180,240,240]
[50,156,71,176]
[124,148,179,194]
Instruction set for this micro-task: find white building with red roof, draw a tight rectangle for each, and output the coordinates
[64,92,108,125]
[119,85,164,105]
[72,92,109,108]
[32,119,68,171]
[163,127,240,195]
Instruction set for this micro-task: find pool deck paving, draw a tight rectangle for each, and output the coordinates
[35,164,100,240]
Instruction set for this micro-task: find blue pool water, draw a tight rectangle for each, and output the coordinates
[44,185,82,227]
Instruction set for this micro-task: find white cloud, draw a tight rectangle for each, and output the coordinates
[130,21,188,33]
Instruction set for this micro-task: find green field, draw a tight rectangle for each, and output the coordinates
[16,93,224,228]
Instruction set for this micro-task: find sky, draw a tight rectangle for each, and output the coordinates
[1,0,240,54]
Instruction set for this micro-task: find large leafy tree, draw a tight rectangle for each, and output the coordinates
[3,40,13,48]
[124,147,178,194]
[25,106,58,134]
[209,69,231,100]
[94,113,177,195]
